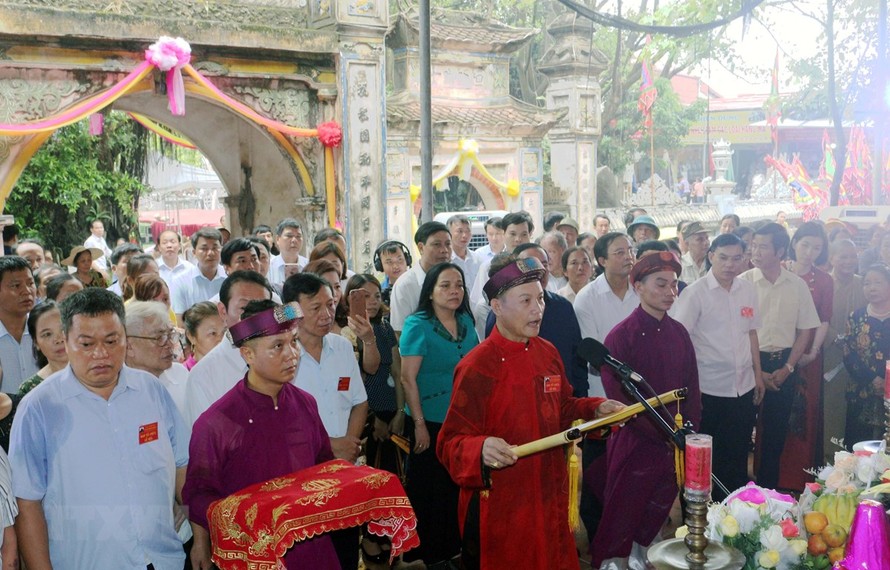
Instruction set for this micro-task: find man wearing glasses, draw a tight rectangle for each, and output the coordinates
[10,288,190,569]
[125,301,188,421]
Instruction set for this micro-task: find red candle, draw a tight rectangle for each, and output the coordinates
[685,434,712,493]
[884,361,890,399]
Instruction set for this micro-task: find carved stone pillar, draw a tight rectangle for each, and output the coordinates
[539,13,607,230]
[336,0,389,272]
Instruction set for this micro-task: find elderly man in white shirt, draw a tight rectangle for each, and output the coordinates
[184,271,275,424]
[674,233,764,498]
[448,214,481,289]
[389,221,453,337]
[679,221,711,284]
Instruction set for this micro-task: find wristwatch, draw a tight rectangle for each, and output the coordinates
[784,362,795,374]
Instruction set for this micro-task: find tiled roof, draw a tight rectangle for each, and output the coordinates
[387,94,566,130]
[396,7,536,48]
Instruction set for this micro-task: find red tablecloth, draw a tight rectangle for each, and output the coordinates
[208,460,419,569]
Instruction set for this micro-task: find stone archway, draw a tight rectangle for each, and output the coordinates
[112,87,322,236]
[0,66,328,237]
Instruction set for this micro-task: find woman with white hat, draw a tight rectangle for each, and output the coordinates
[61,246,107,288]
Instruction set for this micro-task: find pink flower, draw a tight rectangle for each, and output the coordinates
[854,450,874,458]
[779,518,799,538]
[805,482,822,493]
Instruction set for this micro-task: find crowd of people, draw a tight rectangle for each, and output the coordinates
[0,206,882,570]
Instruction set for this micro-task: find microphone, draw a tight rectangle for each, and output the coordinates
[578,337,645,384]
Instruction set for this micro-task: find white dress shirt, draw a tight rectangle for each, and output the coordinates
[295,334,367,438]
[84,234,111,269]
[673,271,762,397]
[158,362,190,423]
[171,265,227,314]
[548,274,568,292]
[268,254,310,288]
[451,249,481,292]
[389,263,427,332]
[0,319,37,393]
[680,251,708,284]
[573,274,639,397]
[158,257,195,294]
[185,340,246,425]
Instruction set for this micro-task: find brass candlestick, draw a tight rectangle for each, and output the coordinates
[684,489,709,569]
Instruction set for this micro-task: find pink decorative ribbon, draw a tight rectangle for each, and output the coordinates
[145,37,191,116]
[0,61,152,135]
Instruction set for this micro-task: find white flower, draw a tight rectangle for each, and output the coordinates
[818,465,835,480]
[706,504,728,540]
[825,469,851,491]
[729,500,761,534]
[834,451,857,473]
[760,525,789,552]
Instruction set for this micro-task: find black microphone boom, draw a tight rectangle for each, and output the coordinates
[578,337,644,383]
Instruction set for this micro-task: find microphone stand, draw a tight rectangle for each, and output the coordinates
[613,368,730,498]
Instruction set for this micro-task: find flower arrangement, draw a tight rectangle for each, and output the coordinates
[704,483,808,570]
[797,447,890,564]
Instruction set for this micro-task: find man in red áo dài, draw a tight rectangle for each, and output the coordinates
[437,255,625,570]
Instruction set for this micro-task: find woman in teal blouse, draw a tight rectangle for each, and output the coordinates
[400,262,478,566]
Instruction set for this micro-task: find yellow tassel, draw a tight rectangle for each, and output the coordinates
[674,411,685,487]
[568,420,582,530]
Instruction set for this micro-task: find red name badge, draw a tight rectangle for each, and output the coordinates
[741,306,754,318]
[337,377,350,391]
[139,422,159,445]
[543,375,561,393]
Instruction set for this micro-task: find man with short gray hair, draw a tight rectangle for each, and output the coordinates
[539,231,568,292]
[125,301,189,419]
[448,214,481,288]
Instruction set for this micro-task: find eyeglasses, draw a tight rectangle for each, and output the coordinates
[130,329,180,346]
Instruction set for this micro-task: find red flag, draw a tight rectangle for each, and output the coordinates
[637,36,658,128]
[764,49,782,143]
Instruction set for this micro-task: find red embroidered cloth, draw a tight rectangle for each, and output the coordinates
[208,460,419,569]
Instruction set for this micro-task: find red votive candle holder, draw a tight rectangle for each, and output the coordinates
[884,361,890,399]
[684,434,712,497]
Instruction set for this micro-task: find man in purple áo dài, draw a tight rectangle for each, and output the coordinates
[591,252,701,570]
[183,300,339,570]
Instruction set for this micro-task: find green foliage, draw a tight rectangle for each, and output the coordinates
[599,77,706,175]
[773,0,881,121]
[8,112,148,259]
[587,0,747,173]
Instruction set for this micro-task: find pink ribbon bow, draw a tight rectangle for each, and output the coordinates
[145,37,191,116]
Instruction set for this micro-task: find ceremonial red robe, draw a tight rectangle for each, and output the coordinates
[591,306,701,567]
[437,326,605,570]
